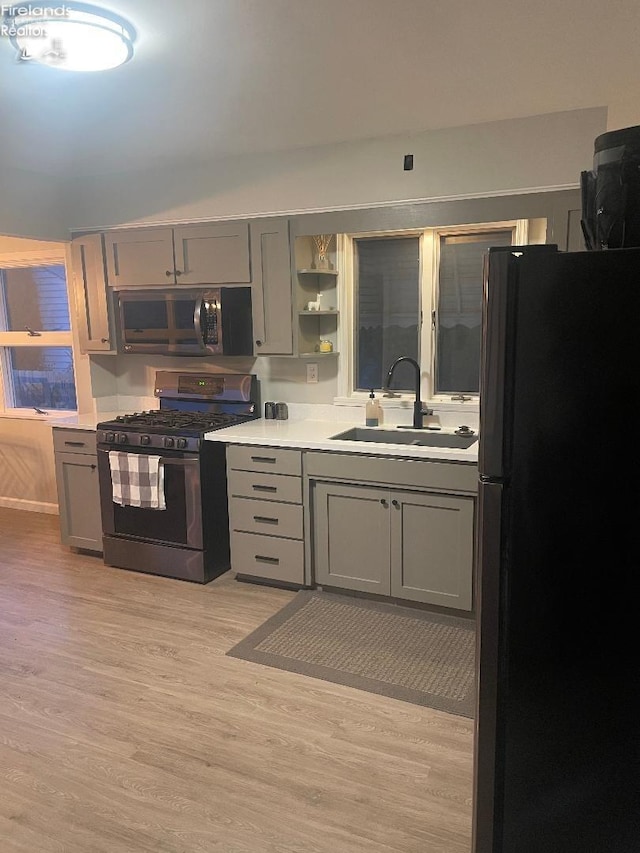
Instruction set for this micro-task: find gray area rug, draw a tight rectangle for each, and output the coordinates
[227,590,476,718]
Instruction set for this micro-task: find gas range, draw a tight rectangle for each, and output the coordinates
[97,372,259,452]
[97,371,260,584]
[97,410,254,451]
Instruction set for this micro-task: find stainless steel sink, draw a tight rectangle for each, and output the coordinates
[329,427,478,449]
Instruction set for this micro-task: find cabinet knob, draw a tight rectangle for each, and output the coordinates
[165,270,173,277]
[175,269,183,277]
[255,340,263,347]
[100,338,110,344]
[380,498,388,507]
[392,499,399,508]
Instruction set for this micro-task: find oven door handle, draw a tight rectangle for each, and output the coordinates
[159,457,199,466]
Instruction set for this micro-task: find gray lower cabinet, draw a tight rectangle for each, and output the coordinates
[312,465,475,611]
[53,428,102,553]
[313,482,391,595]
[390,489,474,609]
[227,445,304,586]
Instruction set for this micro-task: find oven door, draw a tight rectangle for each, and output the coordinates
[98,447,203,550]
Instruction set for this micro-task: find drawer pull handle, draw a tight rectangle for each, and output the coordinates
[255,555,280,565]
[65,440,86,447]
[253,515,279,525]
[251,455,277,464]
[252,484,277,493]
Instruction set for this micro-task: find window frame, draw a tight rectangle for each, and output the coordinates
[336,219,529,407]
[0,249,78,418]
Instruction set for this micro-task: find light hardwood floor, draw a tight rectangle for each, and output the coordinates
[0,507,473,853]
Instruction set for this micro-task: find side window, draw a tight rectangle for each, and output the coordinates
[0,263,77,412]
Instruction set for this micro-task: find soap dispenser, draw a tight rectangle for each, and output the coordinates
[365,389,381,427]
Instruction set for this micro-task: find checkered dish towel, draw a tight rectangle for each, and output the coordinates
[108,452,166,510]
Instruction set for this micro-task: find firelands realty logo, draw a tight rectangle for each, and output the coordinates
[1,5,71,63]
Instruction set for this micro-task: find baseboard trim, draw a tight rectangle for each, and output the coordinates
[0,497,59,515]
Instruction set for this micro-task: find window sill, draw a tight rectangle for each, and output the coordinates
[0,410,78,423]
[333,395,479,413]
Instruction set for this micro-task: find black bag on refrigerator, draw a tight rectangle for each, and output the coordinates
[581,125,640,250]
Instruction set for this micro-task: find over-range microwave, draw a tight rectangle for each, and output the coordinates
[116,287,253,356]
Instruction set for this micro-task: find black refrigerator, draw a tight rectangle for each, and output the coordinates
[473,244,640,852]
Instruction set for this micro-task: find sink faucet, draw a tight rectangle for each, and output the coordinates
[384,356,433,429]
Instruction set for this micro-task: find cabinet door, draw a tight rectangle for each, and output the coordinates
[70,234,113,353]
[390,490,474,610]
[313,482,390,595]
[104,228,176,287]
[249,218,293,355]
[173,223,251,284]
[54,451,103,552]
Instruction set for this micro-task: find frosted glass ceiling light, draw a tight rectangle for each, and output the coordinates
[6,3,136,72]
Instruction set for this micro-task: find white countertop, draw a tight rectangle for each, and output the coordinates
[50,412,125,431]
[50,409,478,463]
[204,418,478,463]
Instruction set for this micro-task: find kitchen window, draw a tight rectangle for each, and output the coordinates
[339,221,525,401]
[0,255,77,414]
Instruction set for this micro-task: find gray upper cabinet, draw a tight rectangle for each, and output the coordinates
[173,223,251,284]
[104,228,176,286]
[249,218,293,355]
[104,223,251,287]
[70,233,114,353]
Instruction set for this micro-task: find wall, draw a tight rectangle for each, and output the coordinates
[0,418,58,512]
[0,169,69,241]
[91,353,338,410]
[66,108,606,231]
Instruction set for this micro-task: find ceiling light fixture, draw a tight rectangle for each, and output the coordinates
[5,2,136,72]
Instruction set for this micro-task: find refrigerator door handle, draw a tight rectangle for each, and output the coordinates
[479,250,512,479]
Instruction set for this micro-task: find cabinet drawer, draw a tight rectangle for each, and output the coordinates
[231,532,304,584]
[230,497,303,539]
[227,444,301,476]
[53,428,97,455]
[305,451,477,494]
[227,469,302,504]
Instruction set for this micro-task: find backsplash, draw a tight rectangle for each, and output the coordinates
[88,354,478,431]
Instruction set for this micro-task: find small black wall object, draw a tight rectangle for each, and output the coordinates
[403,154,414,171]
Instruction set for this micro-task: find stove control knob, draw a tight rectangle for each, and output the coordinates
[176,438,187,450]
[117,433,128,444]
[164,437,175,448]
[140,435,151,446]
[105,432,115,443]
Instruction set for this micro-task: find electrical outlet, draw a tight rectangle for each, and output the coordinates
[306,362,319,383]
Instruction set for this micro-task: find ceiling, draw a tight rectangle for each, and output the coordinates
[1,0,639,177]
